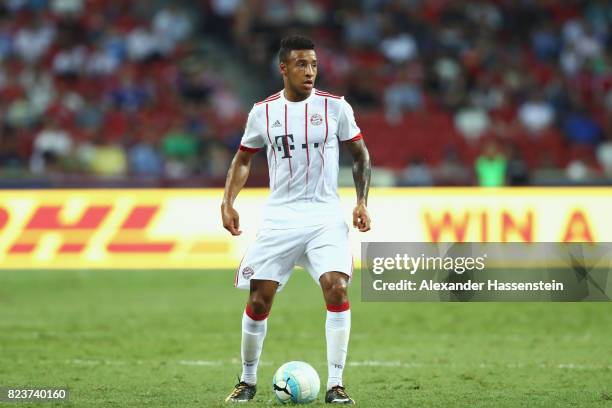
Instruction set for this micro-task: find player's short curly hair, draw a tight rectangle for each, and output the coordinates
[278,35,315,63]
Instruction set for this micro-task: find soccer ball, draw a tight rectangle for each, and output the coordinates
[272,361,320,404]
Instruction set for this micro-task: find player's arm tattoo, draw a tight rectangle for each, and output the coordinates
[345,139,371,205]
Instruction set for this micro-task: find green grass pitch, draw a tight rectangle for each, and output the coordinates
[1,269,611,407]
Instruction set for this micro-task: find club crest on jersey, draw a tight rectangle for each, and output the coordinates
[310,114,323,126]
[271,120,282,128]
[242,266,255,279]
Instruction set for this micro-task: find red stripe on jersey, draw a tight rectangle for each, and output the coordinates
[239,145,261,153]
[326,301,350,312]
[265,104,277,190]
[315,90,342,99]
[315,89,340,96]
[315,89,339,95]
[304,103,310,186]
[285,104,292,193]
[321,98,328,171]
[315,91,340,98]
[265,92,281,100]
[255,95,280,105]
[341,132,363,143]
[255,92,281,105]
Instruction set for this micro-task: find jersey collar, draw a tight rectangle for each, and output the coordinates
[280,88,316,105]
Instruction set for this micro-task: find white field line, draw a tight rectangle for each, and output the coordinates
[63,359,612,370]
[177,360,224,366]
[0,328,597,345]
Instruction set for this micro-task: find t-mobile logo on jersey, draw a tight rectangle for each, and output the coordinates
[275,134,295,158]
[275,134,320,159]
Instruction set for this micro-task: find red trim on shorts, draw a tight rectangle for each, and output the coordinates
[245,303,269,321]
[239,145,261,153]
[326,302,350,312]
[234,256,245,287]
[342,133,363,143]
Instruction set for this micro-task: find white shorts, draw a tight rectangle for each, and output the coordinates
[234,222,353,291]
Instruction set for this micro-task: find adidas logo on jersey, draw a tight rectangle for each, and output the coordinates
[271,120,282,128]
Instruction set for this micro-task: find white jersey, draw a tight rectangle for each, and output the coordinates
[240,88,362,229]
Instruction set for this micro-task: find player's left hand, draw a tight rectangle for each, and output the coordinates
[352,203,371,232]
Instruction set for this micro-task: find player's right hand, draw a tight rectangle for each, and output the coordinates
[352,202,371,232]
[221,204,242,236]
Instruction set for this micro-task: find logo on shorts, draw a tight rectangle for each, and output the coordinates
[242,266,255,279]
[310,114,323,126]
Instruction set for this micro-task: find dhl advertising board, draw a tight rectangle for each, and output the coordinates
[0,188,609,269]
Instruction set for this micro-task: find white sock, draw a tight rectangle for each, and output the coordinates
[240,309,267,385]
[326,307,351,390]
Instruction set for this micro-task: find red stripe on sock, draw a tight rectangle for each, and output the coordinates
[326,302,350,312]
[245,303,269,321]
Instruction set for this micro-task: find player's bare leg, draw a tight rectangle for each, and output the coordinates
[320,272,355,404]
[226,279,278,402]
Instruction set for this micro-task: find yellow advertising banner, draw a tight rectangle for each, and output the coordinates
[0,188,609,269]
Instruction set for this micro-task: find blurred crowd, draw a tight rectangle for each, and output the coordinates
[0,0,244,186]
[1,0,611,186]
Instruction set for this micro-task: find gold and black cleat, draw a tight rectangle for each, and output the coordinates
[225,381,256,403]
[325,386,355,404]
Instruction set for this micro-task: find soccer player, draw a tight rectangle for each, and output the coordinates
[222,35,371,404]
